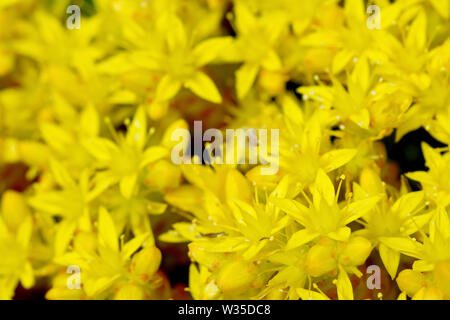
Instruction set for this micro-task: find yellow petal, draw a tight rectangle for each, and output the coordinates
[337,267,353,300]
[379,237,422,259]
[20,262,34,289]
[406,11,427,51]
[379,243,400,279]
[155,74,182,102]
[16,216,33,249]
[193,37,233,66]
[119,174,138,199]
[126,106,147,150]
[121,233,150,261]
[297,288,330,300]
[391,191,424,219]
[184,72,222,103]
[286,228,319,250]
[332,49,354,74]
[271,198,309,227]
[80,105,99,138]
[98,207,118,251]
[225,169,252,205]
[321,149,357,172]
[140,146,168,168]
[166,16,187,51]
[1,190,31,231]
[54,220,77,256]
[313,169,335,206]
[236,63,259,99]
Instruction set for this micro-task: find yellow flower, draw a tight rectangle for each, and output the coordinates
[407,143,450,206]
[0,215,34,299]
[353,168,431,279]
[122,13,231,105]
[274,96,357,186]
[273,169,381,247]
[84,106,168,199]
[225,1,287,99]
[53,207,163,299]
[381,207,450,277]
[28,160,104,256]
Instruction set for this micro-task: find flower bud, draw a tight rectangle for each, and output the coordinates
[216,260,256,294]
[1,190,31,231]
[46,287,85,300]
[258,69,288,96]
[114,283,145,300]
[339,237,372,266]
[360,168,383,196]
[434,260,450,298]
[147,101,169,120]
[0,47,14,76]
[145,160,181,191]
[203,280,220,299]
[303,48,334,74]
[189,243,223,270]
[412,286,444,300]
[130,246,162,281]
[19,141,49,166]
[397,269,425,297]
[305,242,336,277]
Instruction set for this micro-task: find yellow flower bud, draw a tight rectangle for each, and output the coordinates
[216,260,256,294]
[1,190,31,231]
[305,242,336,277]
[147,101,169,120]
[130,246,162,281]
[0,47,14,76]
[145,160,181,191]
[360,168,384,196]
[339,237,372,266]
[266,288,287,300]
[303,48,334,74]
[203,280,220,299]
[18,141,50,166]
[206,0,227,9]
[189,243,224,270]
[434,260,450,298]
[412,286,444,300]
[1,138,20,162]
[114,283,145,300]
[258,69,288,96]
[46,287,85,300]
[397,269,425,297]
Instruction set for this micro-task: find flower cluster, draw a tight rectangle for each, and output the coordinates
[0,0,449,300]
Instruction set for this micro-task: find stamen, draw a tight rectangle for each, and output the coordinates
[301,189,313,206]
[312,283,327,297]
[335,175,345,202]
